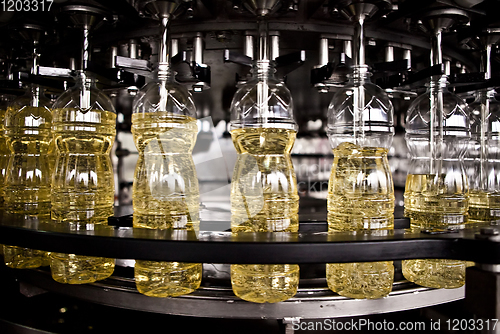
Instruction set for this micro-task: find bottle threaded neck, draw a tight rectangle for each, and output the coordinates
[348,65,372,82]
[252,60,276,80]
[427,75,449,89]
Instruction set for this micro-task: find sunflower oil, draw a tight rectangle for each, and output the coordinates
[402,173,467,289]
[3,100,52,268]
[230,127,300,303]
[132,112,202,297]
[326,142,394,299]
[49,108,116,284]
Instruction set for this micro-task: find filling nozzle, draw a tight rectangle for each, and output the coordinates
[256,18,271,124]
[352,13,367,68]
[31,42,40,108]
[79,26,92,110]
[81,26,90,72]
[257,18,270,62]
[478,40,496,190]
[428,28,446,176]
[350,12,370,146]
[158,15,171,75]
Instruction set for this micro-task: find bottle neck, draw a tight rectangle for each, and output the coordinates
[427,75,449,91]
[75,70,94,88]
[157,67,176,82]
[474,88,497,101]
[27,84,43,108]
[252,60,276,81]
[487,89,497,99]
[348,65,372,83]
[74,70,94,110]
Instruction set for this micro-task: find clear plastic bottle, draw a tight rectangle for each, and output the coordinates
[402,75,469,289]
[132,67,201,297]
[466,92,500,224]
[229,59,300,303]
[50,71,116,284]
[3,84,52,268]
[0,94,12,257]
[0,94,14,210]
[326,65,395,299]
[0,94,15,211]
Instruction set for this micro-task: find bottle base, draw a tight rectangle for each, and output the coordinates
[402,259,465,289]
[50,253,115,284]
[230,264,300,303]
[134,261,202,298]
[326,261,394,299]
[3,246,50,269]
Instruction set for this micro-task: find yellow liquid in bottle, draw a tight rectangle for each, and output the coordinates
[132,112,202,297]
[49,108,116,284]
[3,105,52,268]
[403,173,467,289]
[50,219,115,284]
[0,109,9,209]
[230,127,300,303]
[0,109,8,256]
[327,142,395,299]
[468,190,500,224]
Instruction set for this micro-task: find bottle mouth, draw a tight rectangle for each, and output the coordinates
[251,60,276,74]
[157,63,176,78]
[425,75,449,87]
[350,65,370,71]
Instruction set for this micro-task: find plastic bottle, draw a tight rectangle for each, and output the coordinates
[132,65,201,297]
[229,57,300,303]
[3,84,52,269]
[465,42,500,225]
[402,75,469,289]
[0,94,14,209]
[0,94,15,257]
[50,71,116,284]
[326,65,395,299]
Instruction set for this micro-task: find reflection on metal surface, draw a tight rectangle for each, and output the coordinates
[13,268,464,319]
[1,210,500,264]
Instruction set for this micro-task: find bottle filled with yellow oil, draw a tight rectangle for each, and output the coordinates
[403,174,468,288]
[326,65,395,299]
[0,95,11,257]
[463,42,500,225]
[0,94,15,211]
[3,84,52,269]
[49,71,116,284]
[230,127,299,303]
[465,87,500,225]
[228,30,300,302]
[132,65,201,297]
[403,75,470,289]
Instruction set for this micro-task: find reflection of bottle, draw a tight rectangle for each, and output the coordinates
[3,84,52,268]
[49,71,116,284]
[229,48,299,302]
[132,69,201,297]
[326,65,395,299]
[402,76,469,289]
